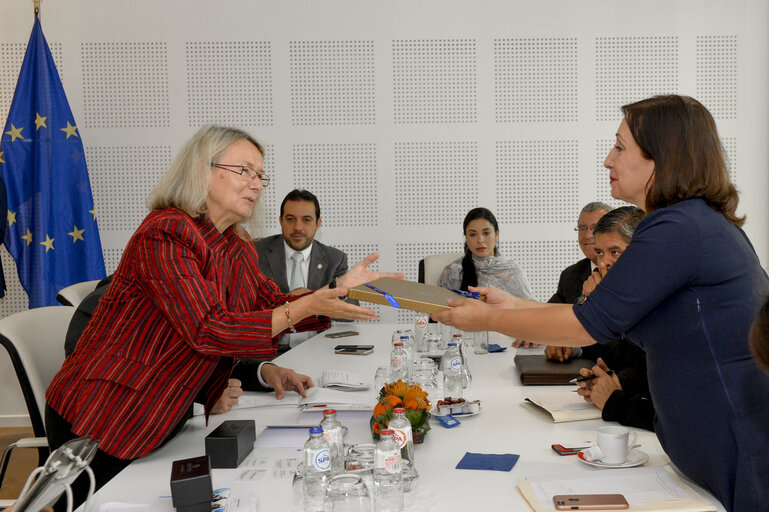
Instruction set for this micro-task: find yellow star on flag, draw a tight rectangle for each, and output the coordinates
[0,150,4,164]
[21,229,32,246]
[67,225,85,243]
[40,234,54,252]
[7,210,16,227]
[60,121,78,139]
[89,208,97,220]
[4,124,24,142]
[34,112,47,130]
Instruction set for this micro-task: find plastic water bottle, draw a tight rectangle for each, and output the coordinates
[452,333,472,388]
[390,342,408,381]
[442,342,463,399]
[374,429,403,512]
[388,407,417,489]
[303,427,332,512]
[320,409,345,474]
[414,314,429,352]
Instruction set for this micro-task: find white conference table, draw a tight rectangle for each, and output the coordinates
[81,323,724,511]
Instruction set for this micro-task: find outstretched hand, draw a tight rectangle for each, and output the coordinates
[337,253,405,290]
[431,295,493,332]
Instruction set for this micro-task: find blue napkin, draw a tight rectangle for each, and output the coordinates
[488,343,507,352]
[456,452,519,471]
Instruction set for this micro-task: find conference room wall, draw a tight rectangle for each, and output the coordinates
[0,0,767,425]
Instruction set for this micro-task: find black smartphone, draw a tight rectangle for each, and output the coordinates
[334,344,374,355]
[324,330,359,338]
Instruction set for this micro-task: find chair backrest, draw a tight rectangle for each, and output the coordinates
[56,279,102,307]
[418,252,464,286]
[0,306,75,438]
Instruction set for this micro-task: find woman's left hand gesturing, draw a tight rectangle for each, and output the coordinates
[337,253,405,290]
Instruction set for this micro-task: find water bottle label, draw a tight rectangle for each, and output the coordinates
[313,449,331,471]
[390,356,403,369]
[449,356,462,371]
[376,449,402,474]
[392,428,412,448]
[323,429,342,446]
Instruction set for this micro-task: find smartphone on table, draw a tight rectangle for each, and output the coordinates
[553,494,629,510]
[334,344,374,355]
[325,330,359,338]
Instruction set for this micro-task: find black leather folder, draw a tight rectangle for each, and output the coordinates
[514,354,595,385]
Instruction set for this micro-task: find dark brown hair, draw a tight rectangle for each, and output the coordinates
[621,95,744,227]
[460,207,499,291]
[750,298,769,374]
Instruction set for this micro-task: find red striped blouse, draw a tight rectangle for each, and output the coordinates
[46,208,328,459]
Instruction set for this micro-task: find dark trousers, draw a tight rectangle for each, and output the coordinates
[45,405,132,512]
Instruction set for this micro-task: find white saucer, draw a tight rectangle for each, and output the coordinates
[577,448,648,469]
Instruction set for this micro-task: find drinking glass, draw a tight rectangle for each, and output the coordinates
[374,366,389,391]
[324,474,371,512]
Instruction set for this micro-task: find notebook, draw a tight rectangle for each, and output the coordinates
[521,390,602,423]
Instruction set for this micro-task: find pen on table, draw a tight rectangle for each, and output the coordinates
[569,369,615,383]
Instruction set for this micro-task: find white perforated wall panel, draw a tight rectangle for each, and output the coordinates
[393,39,477,124]
[186,42,273,127]
[496,140,579,223]
[595,37,679,121]
[290,41,375,126]
[696,36,738,120]
[494,39,578,123]
[81,42,170,128]
[293,144,378,227]
[394,142,478,225]
[87,146,171,231]
[1,2,768,423]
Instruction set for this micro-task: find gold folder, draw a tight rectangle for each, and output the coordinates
[346,277,485,314]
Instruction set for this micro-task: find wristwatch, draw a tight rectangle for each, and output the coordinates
[329,277,338,289]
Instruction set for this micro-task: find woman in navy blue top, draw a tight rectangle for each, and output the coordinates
[434,95,769,512]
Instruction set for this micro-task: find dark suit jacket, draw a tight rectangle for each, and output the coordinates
[254,234,350,292]
[548,257,592,304]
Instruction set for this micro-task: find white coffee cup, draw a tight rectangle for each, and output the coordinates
[584,426,638,464]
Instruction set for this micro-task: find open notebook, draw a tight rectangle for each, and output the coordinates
[235,387,374,412]
[521,390,602,423]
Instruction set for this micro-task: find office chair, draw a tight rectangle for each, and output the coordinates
[55,280,102,307]
[0,306,76,496]
[417,252,463,286]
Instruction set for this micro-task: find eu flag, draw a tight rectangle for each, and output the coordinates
[0,17,105,308]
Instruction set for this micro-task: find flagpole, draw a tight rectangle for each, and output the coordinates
[34,0,40,19]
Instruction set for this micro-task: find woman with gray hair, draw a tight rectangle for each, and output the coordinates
[44,125,399,508]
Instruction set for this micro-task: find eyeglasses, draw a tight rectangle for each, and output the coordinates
[210,163,270,187]
[574,224,598,233]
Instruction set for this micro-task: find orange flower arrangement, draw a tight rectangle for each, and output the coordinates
[371,380,431,443]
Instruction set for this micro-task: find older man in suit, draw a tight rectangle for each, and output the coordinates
[255,189,354,350]
[548,201,611,304]
[513,201,610,348]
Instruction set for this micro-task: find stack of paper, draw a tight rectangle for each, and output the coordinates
[521,391,602,423]
[319,370,370,391]
[235,387,374,412]
[518,465,716,511]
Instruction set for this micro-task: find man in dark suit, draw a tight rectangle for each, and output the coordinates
[514,201,610,348]
[254,189,354,350]
[548,201,612,304]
